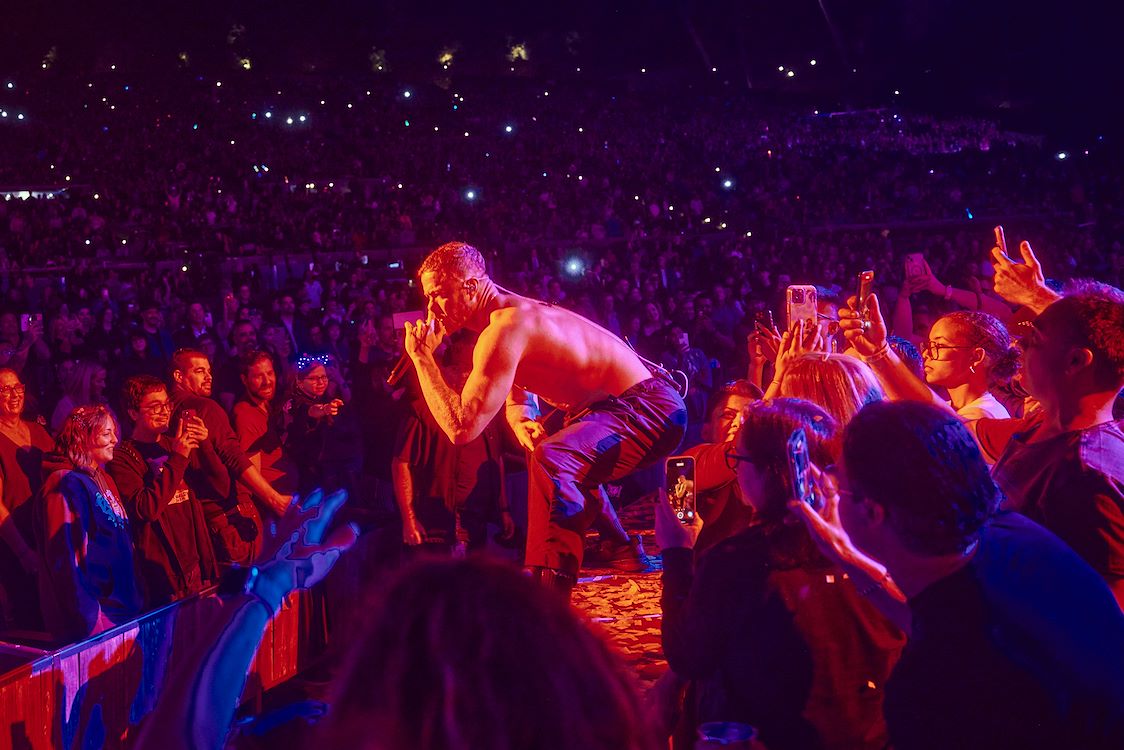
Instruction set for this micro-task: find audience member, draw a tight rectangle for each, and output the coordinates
[0,368,53,631]
[794,401,1124,749]
[107,375,218,607]
[657,399,903,749]
[36,405,142,643]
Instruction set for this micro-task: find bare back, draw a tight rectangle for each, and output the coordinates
[478,294,651,411]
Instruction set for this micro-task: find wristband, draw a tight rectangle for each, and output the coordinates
[860,342,890,364]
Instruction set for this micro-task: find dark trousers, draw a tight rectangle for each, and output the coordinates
[526,377,686,576]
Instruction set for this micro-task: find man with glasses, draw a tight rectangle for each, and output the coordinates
[107,375,218,606]
[170,348,290,564]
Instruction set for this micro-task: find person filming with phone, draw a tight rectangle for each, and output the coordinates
[655,398,903,750]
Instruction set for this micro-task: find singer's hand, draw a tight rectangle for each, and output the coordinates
[404,317,445,360]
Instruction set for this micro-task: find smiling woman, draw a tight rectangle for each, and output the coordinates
[0,367,55,632]
[36,404,143,643]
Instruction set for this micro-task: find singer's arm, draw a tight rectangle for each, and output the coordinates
[407,318,524,445]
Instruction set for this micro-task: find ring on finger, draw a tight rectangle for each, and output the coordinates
[862,321,872,332]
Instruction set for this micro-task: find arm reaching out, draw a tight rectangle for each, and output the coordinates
[135,489,357,750]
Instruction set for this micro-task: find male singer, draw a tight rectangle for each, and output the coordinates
[403,242,686,597]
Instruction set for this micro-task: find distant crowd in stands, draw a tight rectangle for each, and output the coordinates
[1,73,1123,750]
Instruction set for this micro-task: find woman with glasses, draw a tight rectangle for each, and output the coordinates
[0,368,54,631]
[105,375,218,608]
[283,354,347,494]
[656,398,903,750]
[919,311,1018,422]
[36,404,142,643]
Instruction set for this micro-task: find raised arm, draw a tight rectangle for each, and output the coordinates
[839,293,953,414]
[405,318,525,445]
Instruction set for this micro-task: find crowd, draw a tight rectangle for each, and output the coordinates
[1,70,1123,749]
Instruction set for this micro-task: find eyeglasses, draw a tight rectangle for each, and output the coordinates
[0,384,26,397]
[724,449,753,472]
[920,341,974,359]
[302,375,329,384]
[140,401,173,414]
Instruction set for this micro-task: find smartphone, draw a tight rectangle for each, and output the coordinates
[180,409,196,427]
[754,308,775,332]
[855,270,875,319]
[786,428,818,510]
[785,285,818,330]
[664,456,696,524]
[904,253,926,279]
[994,225,1007,256]
[19,314,30,333]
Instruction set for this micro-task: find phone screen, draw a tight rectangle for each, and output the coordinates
[855,270,874,318]
[664,456,696,524]
[786,428,818,510]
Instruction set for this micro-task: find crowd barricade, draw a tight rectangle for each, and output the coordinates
[0,528,381,750]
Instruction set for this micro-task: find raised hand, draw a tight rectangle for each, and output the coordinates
[255,488,358,606]
[989,230,1059,314]
[404,317,445,359]
[839,292,888,357]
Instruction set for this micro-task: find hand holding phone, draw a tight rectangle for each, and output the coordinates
[665,456,697,524]
[785,285,818,331]
[904,253,926,279]
[854,270,875,320]
[787,428,819,511]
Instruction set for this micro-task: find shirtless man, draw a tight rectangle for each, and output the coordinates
[404,242,687,596]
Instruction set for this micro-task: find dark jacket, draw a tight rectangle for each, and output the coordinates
[662,521,903,750]
[106,438,219,607]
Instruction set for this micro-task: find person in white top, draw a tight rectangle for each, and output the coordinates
[919,311,1019,423]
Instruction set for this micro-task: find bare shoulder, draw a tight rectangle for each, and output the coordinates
[482,304,540,338]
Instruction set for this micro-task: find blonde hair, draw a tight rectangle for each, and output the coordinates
[780,353,885,456]
[61,360,108,404]
[55,405,117,472]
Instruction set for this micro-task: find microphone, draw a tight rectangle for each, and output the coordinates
[386,318,434,386]
[386,352,411,386]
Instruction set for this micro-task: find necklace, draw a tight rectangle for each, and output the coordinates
[0,419,31,446]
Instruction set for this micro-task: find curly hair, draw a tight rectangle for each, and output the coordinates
[940,311,1020,383]
[324,558,658,750]
[417,241,487,282]
[843,401,1000,556]
[1055,280,1124,389]
[55,404,117,472]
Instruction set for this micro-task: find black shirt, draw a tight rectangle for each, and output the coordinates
[885,512,1124,750]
